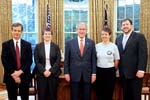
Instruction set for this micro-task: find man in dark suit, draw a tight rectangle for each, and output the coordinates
[64,22,96,100]
[1,23,32,100]
[34,28,61,100]
[115,18,148,100]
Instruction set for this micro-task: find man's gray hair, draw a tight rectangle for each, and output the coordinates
[76,22,87,29]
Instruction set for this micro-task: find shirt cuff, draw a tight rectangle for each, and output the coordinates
[138,70,145,73]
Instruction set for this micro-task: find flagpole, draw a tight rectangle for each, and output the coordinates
[104,1,108,27]
[46,4,51,30]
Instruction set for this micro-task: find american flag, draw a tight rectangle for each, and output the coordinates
[104,4,108,27]
[47,4,51,30]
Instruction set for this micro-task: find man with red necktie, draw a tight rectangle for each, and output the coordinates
[64,22,96,100]
[1,22,32,100]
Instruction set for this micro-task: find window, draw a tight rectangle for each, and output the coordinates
[64,0,89,43]
[12,0,38,52]
[116,0,140,33]
[12,0,38,71]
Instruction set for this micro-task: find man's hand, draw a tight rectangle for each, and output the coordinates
[65,74,70,82]
[11,73,21,84]
[91,74,96,83]
[14,77,21,84]
[136,71,144,78]
[11,70,23,78]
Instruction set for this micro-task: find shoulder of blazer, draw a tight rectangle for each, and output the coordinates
[117,34,123,39]
[36,42,44,47]
[130,31,145,40]
[133,31,145,37]
[2,39,13,45]
[85,38,95,46]
[51,41,59,47]
[65,38,76,46]
[86,38,94,42]
[21,39,31,46]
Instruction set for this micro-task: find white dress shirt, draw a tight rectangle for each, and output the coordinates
[78,36,85,47]
[44,41,52,70]
[13,38,21,55]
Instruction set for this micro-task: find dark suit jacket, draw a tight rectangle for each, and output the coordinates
[34,42,61,78]
[1,39,32,83]
[115,31,148,79]
[64,37,96,82]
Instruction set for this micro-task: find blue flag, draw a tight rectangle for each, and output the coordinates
[47,4,51,30]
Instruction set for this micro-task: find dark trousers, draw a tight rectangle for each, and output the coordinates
[70,78,91,100]
[96,67,116,100]
[120,77,143,100]
[37,75,58,100]
[6,80,29,100]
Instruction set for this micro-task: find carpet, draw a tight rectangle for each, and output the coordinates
[0,90,7,100]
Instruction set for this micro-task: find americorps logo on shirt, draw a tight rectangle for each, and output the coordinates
[107,51,112,55]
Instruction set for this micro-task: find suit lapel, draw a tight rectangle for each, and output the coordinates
[21,40,24,59]
[74,38,81,57]
[120,34,124,51]
[10,39,16,61]
[41,42,46,61]
[74,38,89,58]
[50,42,53,59]
[124,32,134,50]
[117,34,124,53]
[82,38,88,57]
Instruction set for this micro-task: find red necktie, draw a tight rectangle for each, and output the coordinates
[16,41,21,69]
[80,39,84,56]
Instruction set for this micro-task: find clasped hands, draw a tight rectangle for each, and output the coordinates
[43,70,51,77]
[11,70,23,84]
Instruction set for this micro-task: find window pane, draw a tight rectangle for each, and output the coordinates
[117,20,121,31]
[117,7,125,19]
[116,0,140,32]
[73,10,79,22]
[65,33,77,43]
[19,4,26,17]
[28,19,35,32]
[64,0,88,42]
[126,0,133,5]
[12,0,36,33]
[134,4,140,18]
[64,10,72,21]
[134,19,139,31]
[27,6,35,19]
[80,10,88,22]
[64,21,72,32]
[72,21,77,32]
[126,5,133,18]
[12,0,38,68]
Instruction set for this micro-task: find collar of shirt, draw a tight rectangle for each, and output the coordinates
[123,31,132,39]
[13,38,21,49]
[44,41,51,45]
[78,36,85,46]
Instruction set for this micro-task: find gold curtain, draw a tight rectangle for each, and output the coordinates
[0,0,12,84]
[140,0,150,71]
[89,0,103,43]
[106,0,115,41]
[38,0,64,51]
[89,0,114,43]
[38,0,47,42]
